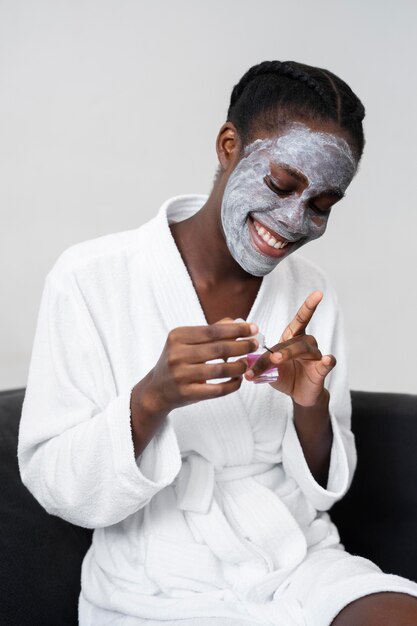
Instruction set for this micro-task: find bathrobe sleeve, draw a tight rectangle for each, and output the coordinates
[281,280,357,512]
[18,266,182,529]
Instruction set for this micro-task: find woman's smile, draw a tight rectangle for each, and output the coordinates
[247,215,296,258]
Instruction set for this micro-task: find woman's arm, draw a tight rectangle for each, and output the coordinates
[18,265,258,528]
[246,282,356,511]
[292,389,332,488]
[18,270,183,529]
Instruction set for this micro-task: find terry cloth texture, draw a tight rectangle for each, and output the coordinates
[19,195,417,625]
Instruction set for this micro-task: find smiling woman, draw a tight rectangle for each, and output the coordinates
[18,60,417,626]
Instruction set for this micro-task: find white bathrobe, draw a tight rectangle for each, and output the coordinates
[18,195,417,626]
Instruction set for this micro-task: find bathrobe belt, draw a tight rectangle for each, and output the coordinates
[174,453,308,575]
[175,453,275,515]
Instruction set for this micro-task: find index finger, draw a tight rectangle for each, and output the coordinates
[280,290,323,341]
[171,321,259,345]
[245,336,301,378]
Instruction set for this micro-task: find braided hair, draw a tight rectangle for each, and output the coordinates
[227,60,365,161]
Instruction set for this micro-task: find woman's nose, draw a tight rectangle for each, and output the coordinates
[273,202,309,238]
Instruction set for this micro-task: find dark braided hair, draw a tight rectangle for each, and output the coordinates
[227,60,365,161]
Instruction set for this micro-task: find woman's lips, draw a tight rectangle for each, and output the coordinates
[247,215,294,258]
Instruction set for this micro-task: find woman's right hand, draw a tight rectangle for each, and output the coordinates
[129,320,258,457]
[141,320,259,415]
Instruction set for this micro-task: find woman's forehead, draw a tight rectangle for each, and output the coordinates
[244,122,354,159]
[242,122,357,185]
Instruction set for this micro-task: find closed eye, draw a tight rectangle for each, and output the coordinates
[309,201,331,214]
[309,192,344,214]
[263,175,293,196]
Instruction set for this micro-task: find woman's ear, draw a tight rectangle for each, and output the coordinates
[216,122,242,173]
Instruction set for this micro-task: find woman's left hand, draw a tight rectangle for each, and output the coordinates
[244,291,336,407]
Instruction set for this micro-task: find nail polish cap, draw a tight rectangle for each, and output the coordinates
[233,318,265,348]
[254,331,266,348]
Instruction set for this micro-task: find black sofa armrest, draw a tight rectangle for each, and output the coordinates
[0,388,93,626]
[331,390,417,582]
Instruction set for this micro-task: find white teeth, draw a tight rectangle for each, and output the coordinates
[253,219,289,250]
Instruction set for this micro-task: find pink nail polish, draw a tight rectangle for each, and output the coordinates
[246,331,279,384]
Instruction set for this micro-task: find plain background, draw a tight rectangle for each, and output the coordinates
[1,0,416,393]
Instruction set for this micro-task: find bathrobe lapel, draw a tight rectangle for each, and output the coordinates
[148,195,269,467]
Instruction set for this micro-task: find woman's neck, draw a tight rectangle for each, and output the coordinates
[169,188,253,288]
[169,187,264,324]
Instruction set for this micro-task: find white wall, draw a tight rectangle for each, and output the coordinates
[1,0,416,393]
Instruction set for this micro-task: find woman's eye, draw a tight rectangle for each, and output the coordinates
[309,202,331,214]
[264,175,292,196]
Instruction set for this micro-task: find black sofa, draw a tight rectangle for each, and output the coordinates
[1,388,416,626]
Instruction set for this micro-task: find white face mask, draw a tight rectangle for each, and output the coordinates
[220,122,357,277]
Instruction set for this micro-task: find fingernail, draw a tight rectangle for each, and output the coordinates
[249,323,258,334]
[272,352,283,362]
[246,369,254,379]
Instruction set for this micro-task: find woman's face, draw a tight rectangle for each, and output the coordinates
[220,121,357,277]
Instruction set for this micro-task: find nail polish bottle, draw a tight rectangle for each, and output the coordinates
[246,331,279,384]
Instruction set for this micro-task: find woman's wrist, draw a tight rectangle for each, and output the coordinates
[292,387,330,412]
[130,372,169,458]
[292,388,330,434]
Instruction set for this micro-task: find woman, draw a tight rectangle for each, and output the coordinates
[18,60,417,625]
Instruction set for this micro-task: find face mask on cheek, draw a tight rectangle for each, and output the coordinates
[220,122,357,277]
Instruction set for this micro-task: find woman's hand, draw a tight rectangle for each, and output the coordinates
[140,321,259,416]
[244,291,335,407]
